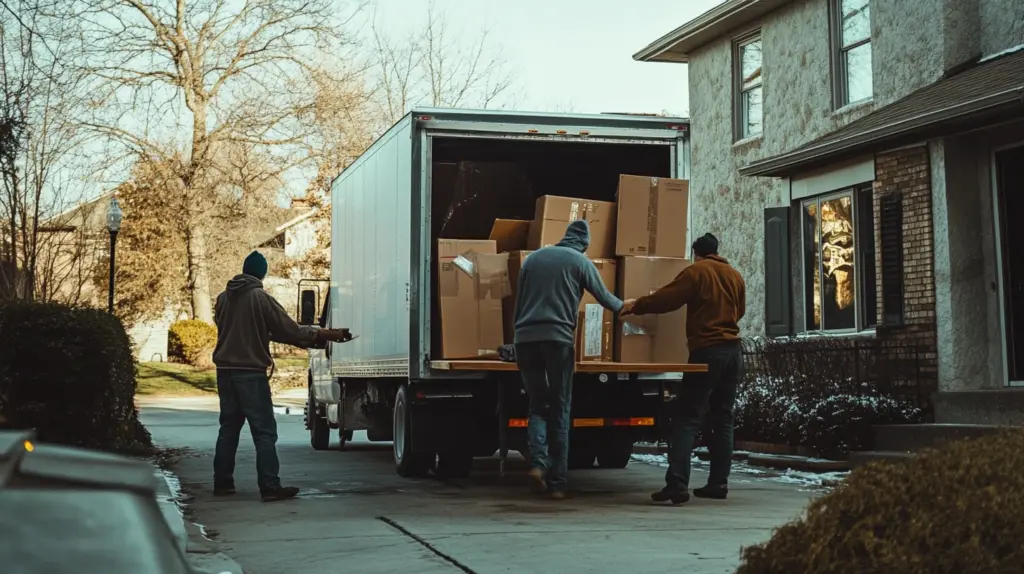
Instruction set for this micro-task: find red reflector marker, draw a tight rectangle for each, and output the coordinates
[508,418,528,428]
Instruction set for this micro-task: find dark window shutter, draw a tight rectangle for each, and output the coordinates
[764,206,792,337]
[879,192,904,326]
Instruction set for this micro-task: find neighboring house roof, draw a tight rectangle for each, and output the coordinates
[633,0,793,63]
[252,207,316,248]
[741,48,1024,177]
[38,190,116,233]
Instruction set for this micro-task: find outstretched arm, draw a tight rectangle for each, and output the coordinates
[631,268,696,315]
[582,260,624,314]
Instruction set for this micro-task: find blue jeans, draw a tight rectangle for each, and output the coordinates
[213,369,281,492]
[515,341,575,492]
[665,341,742,491]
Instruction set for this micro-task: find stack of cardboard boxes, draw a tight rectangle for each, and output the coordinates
[437,174,691,364]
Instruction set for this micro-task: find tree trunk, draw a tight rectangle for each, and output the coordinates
[188,225,215,324]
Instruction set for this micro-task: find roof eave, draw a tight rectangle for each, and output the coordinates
[740,89,1024,178]
[633,0,786,63]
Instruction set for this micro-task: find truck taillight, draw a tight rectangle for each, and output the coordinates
[667,124,687,131]
[418,115,432,121]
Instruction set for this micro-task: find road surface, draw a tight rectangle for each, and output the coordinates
[140,398,815,574]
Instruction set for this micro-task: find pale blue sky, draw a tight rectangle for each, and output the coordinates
[370,0,725,116]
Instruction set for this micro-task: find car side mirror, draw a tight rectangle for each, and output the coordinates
[299,290,317,325]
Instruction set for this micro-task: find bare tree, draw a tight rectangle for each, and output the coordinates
[73,0,363,323]
[369,1,517,127]
[0,0,94,301]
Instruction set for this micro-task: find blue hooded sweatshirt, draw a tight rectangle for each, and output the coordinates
[513,220,624,345]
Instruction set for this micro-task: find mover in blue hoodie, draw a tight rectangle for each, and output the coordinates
[513,220,624,498]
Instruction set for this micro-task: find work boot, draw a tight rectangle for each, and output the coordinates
[650,487,690,505]
[260,486,300,502]
[213,481,236,496]
[693,485,728,500]
[526,467,547,494]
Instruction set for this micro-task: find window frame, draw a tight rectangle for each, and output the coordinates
[799,183,876,334]
[829,0,872,109]
[732,30,763,141]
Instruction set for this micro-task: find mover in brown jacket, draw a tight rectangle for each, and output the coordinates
[212,251,354,502]
[622,233,746,505]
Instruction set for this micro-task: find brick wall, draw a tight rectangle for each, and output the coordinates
[872,146,939,409]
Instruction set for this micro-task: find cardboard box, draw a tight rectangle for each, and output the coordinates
[489,219,531,253]
[528,196,616,258]
[501,250,533,344]
[575,305,613,362]
[615,256,692,363]
[615,175,689,257]
[437,239,510,359]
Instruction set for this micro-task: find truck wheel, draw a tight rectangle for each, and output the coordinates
[309,386,330,451]
[393,385,433,478]
[597,442,634,469]
[435,454,473,479]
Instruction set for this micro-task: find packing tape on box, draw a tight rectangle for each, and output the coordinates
[621,321,649,336]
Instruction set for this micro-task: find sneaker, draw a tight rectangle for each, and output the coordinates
[693,485,728,500]
[526,467,547,494]
[260,486,300,502]
[650,488,690,505]
[548,490,572,501]
[213,482,236,496]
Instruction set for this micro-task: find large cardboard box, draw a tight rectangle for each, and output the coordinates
[527,196,616,258]
[574,258,617,361]
[615,256,692,363]
[575,305,613,362]
[437,239,510,359]
[615,175,689,257]
[489,219,531,254]
[501,250,533,344]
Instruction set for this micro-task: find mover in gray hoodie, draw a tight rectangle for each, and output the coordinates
[513,220,623,498]
[212,251,352,502]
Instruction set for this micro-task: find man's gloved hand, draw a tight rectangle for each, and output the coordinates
[316,328,355,344]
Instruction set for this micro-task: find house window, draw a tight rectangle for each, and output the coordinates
[831,0,872,107]
[800,184,877,332]
[734,33,763,139]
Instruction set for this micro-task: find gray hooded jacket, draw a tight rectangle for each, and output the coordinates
[212,274,319,370]
[513,220,624,346]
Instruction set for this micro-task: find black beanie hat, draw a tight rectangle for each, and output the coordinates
[692,233,719,257]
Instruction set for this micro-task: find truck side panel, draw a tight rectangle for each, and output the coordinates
[330,118,413,368]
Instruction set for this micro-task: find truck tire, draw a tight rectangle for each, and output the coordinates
[308,386,330,451]
[393,385,433,477]
[597,441,634,469]
[435,454,473,479]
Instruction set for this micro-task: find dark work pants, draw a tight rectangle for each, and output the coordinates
[213,369,281,493]
[515,341,575,492]
[665,341,743,491]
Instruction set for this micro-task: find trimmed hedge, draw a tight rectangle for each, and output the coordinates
[168,319,217,367]
[737,430,1024,573]
[0,301,153,454]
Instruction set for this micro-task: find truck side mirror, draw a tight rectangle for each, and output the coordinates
[299,289,317,325]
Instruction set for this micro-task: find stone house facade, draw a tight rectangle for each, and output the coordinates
[636,0,1024,423]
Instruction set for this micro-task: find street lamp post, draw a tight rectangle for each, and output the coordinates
[106,197,123,314]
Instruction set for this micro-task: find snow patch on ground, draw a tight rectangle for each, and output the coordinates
[630,452,849,490]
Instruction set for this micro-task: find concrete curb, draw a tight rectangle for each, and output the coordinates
[632,443,849,473]
[154,468,245,574]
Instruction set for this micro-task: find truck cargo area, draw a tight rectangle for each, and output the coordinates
[428,136,673,359]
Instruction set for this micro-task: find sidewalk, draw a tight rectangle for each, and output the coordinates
[154,465,244,574]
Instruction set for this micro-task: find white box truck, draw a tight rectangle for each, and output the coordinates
[298,108,704,478]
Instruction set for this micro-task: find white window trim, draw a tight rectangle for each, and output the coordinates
[799,184,876,334]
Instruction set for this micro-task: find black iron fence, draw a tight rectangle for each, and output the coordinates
[740,336,934,413]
